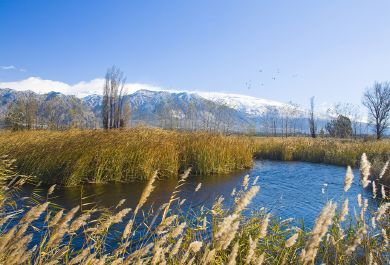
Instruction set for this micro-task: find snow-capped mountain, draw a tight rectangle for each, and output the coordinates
[196,91,289,116]
[83,89,305,118]
[0,88,96,127]
[1,87,326,132]
[83,89,252,130]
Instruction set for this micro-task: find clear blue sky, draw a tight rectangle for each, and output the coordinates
[1,0,390,106]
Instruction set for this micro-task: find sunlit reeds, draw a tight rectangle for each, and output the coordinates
[0,128,253,186]
[0,142,389,264]
[1,130,390,188]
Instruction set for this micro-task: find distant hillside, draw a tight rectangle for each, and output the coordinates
[1,87,330,133]
[83,89,254,131]
[0,88,96,129]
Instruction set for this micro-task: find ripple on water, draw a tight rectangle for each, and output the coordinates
[19,160,378,229]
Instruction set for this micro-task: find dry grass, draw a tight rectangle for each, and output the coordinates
[253,137,390,166]
[0,129,390,187]
[0,155,389,264]
[253,137,390,186]
[0,128,253,186]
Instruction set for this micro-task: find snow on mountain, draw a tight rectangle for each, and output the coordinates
[196,91,289,116]
[0,76,332,120]
[1,86,340,132]
[83,89,296,117]
[83,87,315,121]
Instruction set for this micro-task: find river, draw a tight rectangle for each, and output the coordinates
[18,160,377,229]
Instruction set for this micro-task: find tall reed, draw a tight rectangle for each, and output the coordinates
[0,154,389,264]
[1,129,390,187]
[0,129,253,186]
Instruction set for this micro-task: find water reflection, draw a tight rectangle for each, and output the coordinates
[20,160,377,227]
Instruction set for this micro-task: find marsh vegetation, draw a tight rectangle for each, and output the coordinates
[0,153,389,264]
[0,129,389,186]
[0,128,389,265]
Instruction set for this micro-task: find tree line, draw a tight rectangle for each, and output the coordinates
[4,91,97,130]
[3,66,390,139]
[308,81,390,140]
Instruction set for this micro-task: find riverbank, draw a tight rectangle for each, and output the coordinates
[0,154,389,265]
[253,137,390,188]
[253,137,390,166]
[0,129,389,186]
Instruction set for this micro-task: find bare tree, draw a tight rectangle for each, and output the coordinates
[350,106,363,138]
[328,103,362,138]
[44,97,65,130]
[24,92,39,129]
[121,102,131,128]
[265,108,280,136]
[362,82,390,139]
[280,102,300,137]
[308,97,317,138]
[289,103,302,135]
[5,100,25,130]
[280,105,290,137]
[102,66,127,129]
[5,91,39,130]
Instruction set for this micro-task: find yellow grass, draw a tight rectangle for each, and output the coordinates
[0,129,389,186]
[0,155,389,264]
[0,128,254,186]
[253,137,390,166]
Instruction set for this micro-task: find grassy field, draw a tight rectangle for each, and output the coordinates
[0,129,389,186]
[253,137,390,166]
[0,155,389,264]
[0,129,254,186]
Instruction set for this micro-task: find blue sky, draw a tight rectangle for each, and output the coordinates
[1,0,390,107]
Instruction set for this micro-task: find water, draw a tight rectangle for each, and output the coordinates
[18,160,377,228]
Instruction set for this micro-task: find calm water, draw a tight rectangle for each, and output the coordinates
[19,160,377,228]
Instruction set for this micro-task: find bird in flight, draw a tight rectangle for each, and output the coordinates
[245,81,252,89]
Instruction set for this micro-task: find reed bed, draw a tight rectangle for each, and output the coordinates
[0,129,253,186]
[0,129,390,186]
[253,137,390,166]
[0,154,389,264]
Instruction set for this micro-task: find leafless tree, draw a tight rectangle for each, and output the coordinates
[289,103,302,135]
[102,66,127,129]
[121,102,131,128]
[280,102,301,137]
[362,82,390,139]
[5,91,39,130]
[260,107,280,136]
[328,103,362,138]
[44,97,64,130]
[186,101,199,131]
[308,97,317,138]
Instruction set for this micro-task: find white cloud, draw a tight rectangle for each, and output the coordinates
[0,76,166,98]
[0,65,17,70]
[0,65,26,71]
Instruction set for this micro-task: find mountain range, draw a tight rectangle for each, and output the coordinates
[0,87,327,133]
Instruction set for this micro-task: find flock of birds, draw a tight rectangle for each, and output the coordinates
[244,68,299,90]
